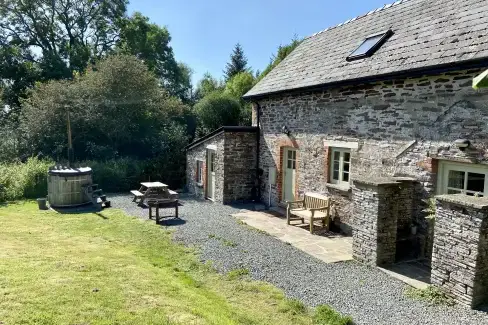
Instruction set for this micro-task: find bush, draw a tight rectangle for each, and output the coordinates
[0,157,53,201]
[0,157,186,202]
[404,285,454,306]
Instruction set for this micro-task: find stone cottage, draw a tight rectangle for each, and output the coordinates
[240,0,488,307]
[186,126,257,204]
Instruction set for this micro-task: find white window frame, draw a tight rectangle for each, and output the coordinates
[329,148,351,186]
[196,160,204,185]
[437,161,488,197]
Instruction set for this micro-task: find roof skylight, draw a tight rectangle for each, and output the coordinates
[346,30,393,61]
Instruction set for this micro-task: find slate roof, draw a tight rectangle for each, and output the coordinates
[244,0,488,99]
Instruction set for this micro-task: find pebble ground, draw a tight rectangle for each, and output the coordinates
[111,194,488,325]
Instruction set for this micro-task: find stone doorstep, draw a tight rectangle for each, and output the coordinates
[378,262,431,290]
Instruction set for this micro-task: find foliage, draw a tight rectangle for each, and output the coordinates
[117,12,193,102]
[224,71,255,99]
[0,0,128,111]
[223,43,249,81]
[193,91,242,135]
[0,156,186,203]
[224,71,256,125]
[194,72,223,100]
[404,285,454,306]
[0,157,53,201]
[20,54,189,162]
[313,305,354,325]
[0,202,344,325]
[258,36,301,82]
[424,197,436,219]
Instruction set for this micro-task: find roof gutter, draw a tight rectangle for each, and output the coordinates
[243,57,488,101]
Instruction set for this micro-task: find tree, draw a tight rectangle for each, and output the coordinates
[224,71,255,100]
[194,72,222,100]
[194,92,241,135]
[223,43,249,81]
[20,55,188,161]
[0,0,127,112]
[258,37,301,81]
[116,12,192,102]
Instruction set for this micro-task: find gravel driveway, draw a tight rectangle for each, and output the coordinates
[111,194,488,325]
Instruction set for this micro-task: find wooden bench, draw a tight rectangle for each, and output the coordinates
[286,192,331,234]
[131,190,144,202]
[148,199,179,224]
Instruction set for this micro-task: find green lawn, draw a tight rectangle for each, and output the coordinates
[0,202,352,325]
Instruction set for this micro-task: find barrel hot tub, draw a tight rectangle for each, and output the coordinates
[47,166,93,208]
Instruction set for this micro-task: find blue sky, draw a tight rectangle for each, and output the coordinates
[128,0,389,84]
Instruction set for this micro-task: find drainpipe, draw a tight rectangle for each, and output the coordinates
[254,102,262,202]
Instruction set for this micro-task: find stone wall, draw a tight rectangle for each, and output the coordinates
[352,178,399,266]
[254,68,488,234]
[431,195,488,308]
[186,134,225,202]
[223,132,257,203]
[186,130,257,204]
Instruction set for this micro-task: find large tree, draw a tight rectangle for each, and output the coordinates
[0,0,127,114]
[116,12,192,102]
[223,43,249,82]
[20,55,188,161]
[194,91,241,136]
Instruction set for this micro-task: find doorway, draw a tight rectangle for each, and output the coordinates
[282,148,297,202]
[206,149,216,200]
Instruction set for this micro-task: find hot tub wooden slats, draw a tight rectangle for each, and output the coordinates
[47,170,93,207]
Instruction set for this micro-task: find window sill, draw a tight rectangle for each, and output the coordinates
[326,183,351,193]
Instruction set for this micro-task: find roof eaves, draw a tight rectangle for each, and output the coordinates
[185,126,258,150]
[243,57,488,101]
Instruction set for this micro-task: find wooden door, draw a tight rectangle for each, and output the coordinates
[282,148,297,202]
[206,150,216,200]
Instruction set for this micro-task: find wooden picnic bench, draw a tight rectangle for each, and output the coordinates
[286,192,331,234]
[131,182,178,205]
[148,199,179,224]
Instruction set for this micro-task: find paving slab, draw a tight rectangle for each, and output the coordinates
[232,210,353,263]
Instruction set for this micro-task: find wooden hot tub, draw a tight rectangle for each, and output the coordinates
[47,166,93,208]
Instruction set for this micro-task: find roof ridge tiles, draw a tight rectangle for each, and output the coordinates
[306,0,410,39]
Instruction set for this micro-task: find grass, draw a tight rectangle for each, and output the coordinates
[226,268,250,280]
[313,305,354,325]
[0,201,353,325]
[207,234,238,247]
[404,285,455,306]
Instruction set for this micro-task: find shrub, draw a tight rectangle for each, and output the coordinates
[404,285,454,306]
[313,305,354,325]
[0,157,186,202]
[0,157,53,201]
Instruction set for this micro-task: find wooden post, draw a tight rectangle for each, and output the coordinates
[67,110,74,167]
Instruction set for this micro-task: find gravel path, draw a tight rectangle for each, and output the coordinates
[111,194,488,325]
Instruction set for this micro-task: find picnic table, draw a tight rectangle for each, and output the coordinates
[131,182,178,206]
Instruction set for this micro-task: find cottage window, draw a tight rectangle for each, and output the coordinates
[196,160,203,185]
[330,148,351,185]
[438,161,488,197]
[346,30,393,61]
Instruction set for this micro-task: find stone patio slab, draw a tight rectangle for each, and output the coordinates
[232,210,353,264]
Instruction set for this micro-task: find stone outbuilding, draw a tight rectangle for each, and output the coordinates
[186,126,258,204]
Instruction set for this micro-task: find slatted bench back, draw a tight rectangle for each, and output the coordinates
[303,192,330,212]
